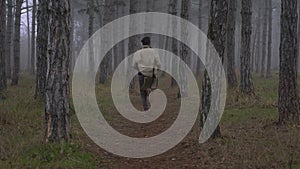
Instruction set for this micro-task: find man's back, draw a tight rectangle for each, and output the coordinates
[132,47,161,77]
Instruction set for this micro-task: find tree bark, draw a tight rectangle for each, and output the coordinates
[178,0,190,98]
[240,0,254,95]
[106,2,114,78]
[226,0,238,88]
[0,0,7,90]
[266,0,273,78]
[251,20,258,72]
[255,6,262,74]
[113,1,126,71]
[35,0,49,98]
[297,2,300,63]
[251,11,260,73]
[88,0,95,74]
[99,0,114,84]
[45,0,72,143]
[278,0,300,124]
[201,0,228,138]
[5,0,13,79]
[30,0,36,74]
[11,0,23,86]
[26,0,31,72]
[127,0,140,88]
[169,0,178,87]
[195,0,202,77]
[260,1,268,77]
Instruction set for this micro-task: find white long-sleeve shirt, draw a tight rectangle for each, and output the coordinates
[132,46,161,77]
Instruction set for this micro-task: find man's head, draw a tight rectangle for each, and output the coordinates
[141,37,151,46]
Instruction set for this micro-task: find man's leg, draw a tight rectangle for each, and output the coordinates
[138,75,149,111]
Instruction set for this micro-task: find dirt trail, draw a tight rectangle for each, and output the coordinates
[77,78,300,168]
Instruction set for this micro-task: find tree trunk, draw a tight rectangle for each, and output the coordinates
[26,0,31,72]
[255,6,262,74]
[278,0,300,124]
[169,0,178,87]
[95,0,106,84]
[5,0,13,79]
[88,0,95,74]
[177,0,190,98]
[297,2,300,63]
[195,0,202,77]
[251,13,260,73]
[260,1,268,77]
[45,0,72,143]
[113,1,126,72]
[35,0,49,98]
[240,0,254,95]
[145,0,153,30]
[99,0,113,84]
[70,4,75,72]
[0,0,7,90]
[127,0,140,88]
[251,22,258,72]
[266,0,272,78]
[11,0,23,86]
[30,0,37,74]
[201,0,228,138]
[226,0,238,88]
[107,1,116,77]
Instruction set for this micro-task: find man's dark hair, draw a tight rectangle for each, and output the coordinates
[141,37,151,46]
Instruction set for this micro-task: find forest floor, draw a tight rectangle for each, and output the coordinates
[0,73,300,169]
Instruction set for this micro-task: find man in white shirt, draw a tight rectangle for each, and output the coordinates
[132,37,161,111]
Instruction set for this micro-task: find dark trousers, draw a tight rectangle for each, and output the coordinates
[138,74,149,111]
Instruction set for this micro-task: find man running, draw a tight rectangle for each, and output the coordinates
[132,37,161,111]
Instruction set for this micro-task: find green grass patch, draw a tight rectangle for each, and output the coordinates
[222,107,278,123]
[0,74,100,169]
[1,142,99,169]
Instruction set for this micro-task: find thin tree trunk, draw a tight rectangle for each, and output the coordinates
[266,0,273,78]
[95,0,105,83]
[145,0,153,31]
[255,6,262,74]
[260,1,268,77]
[127,0,140,89]
[240,0,254,95]
[107,2,116,77]
[45,0,72,143]
[35,0,49,98]
[255,25,261,73]
[88,0,95,74]
[113,1,125,71]
[26,0,31,72]
[99,0,113,84]
[226,0,238,88]
[195,0,202,77]
[0,0,7,90]
[177,0,190,98]
[169,0,178,87]
[251,18,259,72]
[5,0,13,79]
[297,2,300,63]
[70,4,75,72]
[278,0,300,124]
[11,0,23,86]
[30,0,36,74]
[201,0,228,138]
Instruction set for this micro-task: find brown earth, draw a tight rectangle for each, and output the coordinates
[74,77,300,169]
